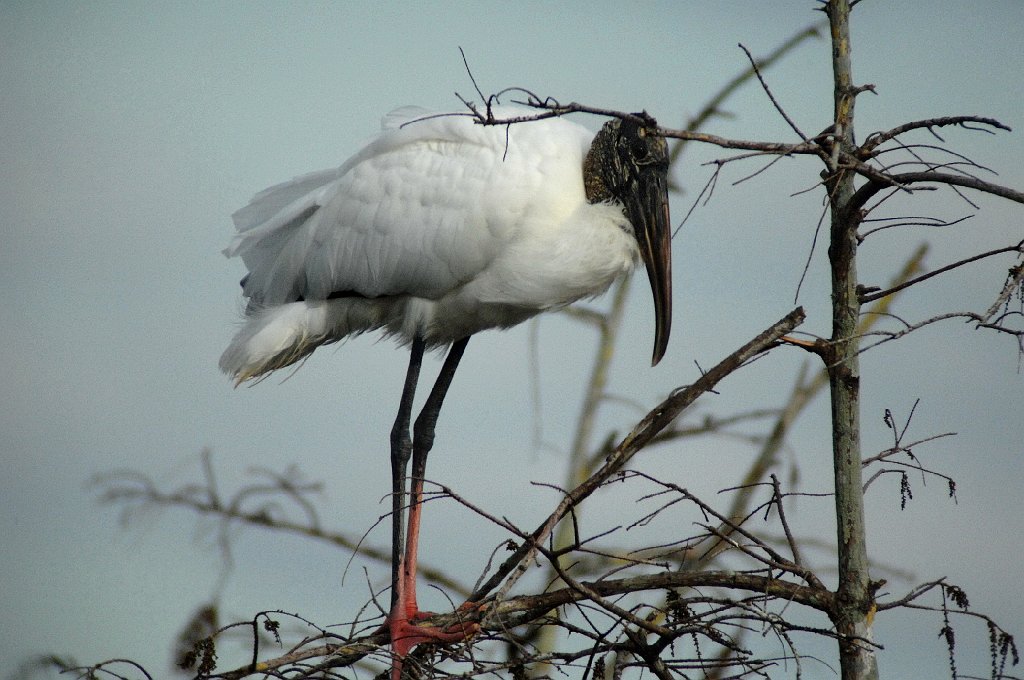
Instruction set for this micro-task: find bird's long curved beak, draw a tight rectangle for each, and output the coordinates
[624,167,672,366]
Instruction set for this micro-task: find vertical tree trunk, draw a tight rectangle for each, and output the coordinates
[824,2,878,679]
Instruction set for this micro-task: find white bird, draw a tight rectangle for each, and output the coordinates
[221,106,672,677]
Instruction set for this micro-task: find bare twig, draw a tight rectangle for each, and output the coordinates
[670,22,822,164]
[738,43,809,142]
[859,240,1024,303]
[861,116,1010,155]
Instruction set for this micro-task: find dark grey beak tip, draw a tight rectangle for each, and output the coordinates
[650,319,670,367]
[645,189,672,369]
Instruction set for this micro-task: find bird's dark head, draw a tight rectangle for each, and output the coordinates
[585,113,672,365]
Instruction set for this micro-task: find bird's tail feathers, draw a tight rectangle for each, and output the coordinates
[219,300,384,384]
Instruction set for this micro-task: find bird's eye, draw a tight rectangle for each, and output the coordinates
[630,138,648,159]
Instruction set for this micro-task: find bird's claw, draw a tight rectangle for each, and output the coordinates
[383,602,482,680]
[388,602,481,653]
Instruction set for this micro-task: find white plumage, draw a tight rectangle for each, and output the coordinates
[220,107,653,382]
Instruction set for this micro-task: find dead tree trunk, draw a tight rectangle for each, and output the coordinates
[823,2,878,679]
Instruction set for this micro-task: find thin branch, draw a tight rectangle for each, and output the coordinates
[738,43,809,142]
[859,240,1024,303]
[770,474,805,569]
[858,214,973,241]
[849,169,1024,212]
[471,308,806,604]
[861,116,1010,155]
[670,22,822,164]
[92,467,471,597]
[858,310,1024,358]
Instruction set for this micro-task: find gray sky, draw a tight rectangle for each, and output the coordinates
[2,2,1022,678]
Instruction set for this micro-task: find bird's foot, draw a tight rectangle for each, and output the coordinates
[384,602,481,680]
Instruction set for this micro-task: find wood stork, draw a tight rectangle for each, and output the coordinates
[220,106,672,676]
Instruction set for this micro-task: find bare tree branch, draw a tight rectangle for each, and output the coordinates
[861,116,1011,155]
[859,241,1024,303]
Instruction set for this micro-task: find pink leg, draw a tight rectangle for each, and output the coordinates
[383,338,477,680]
[386,475,478,679]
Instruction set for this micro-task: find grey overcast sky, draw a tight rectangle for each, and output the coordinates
[2,2,1022,678]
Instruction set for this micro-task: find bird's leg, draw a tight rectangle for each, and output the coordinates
[389,336,425,614]
[403,336,469,616]
[386,337,478,678]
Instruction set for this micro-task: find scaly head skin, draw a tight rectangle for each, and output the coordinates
[584,114,672,365]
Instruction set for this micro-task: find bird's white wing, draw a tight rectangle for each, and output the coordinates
[225,107,592,307]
